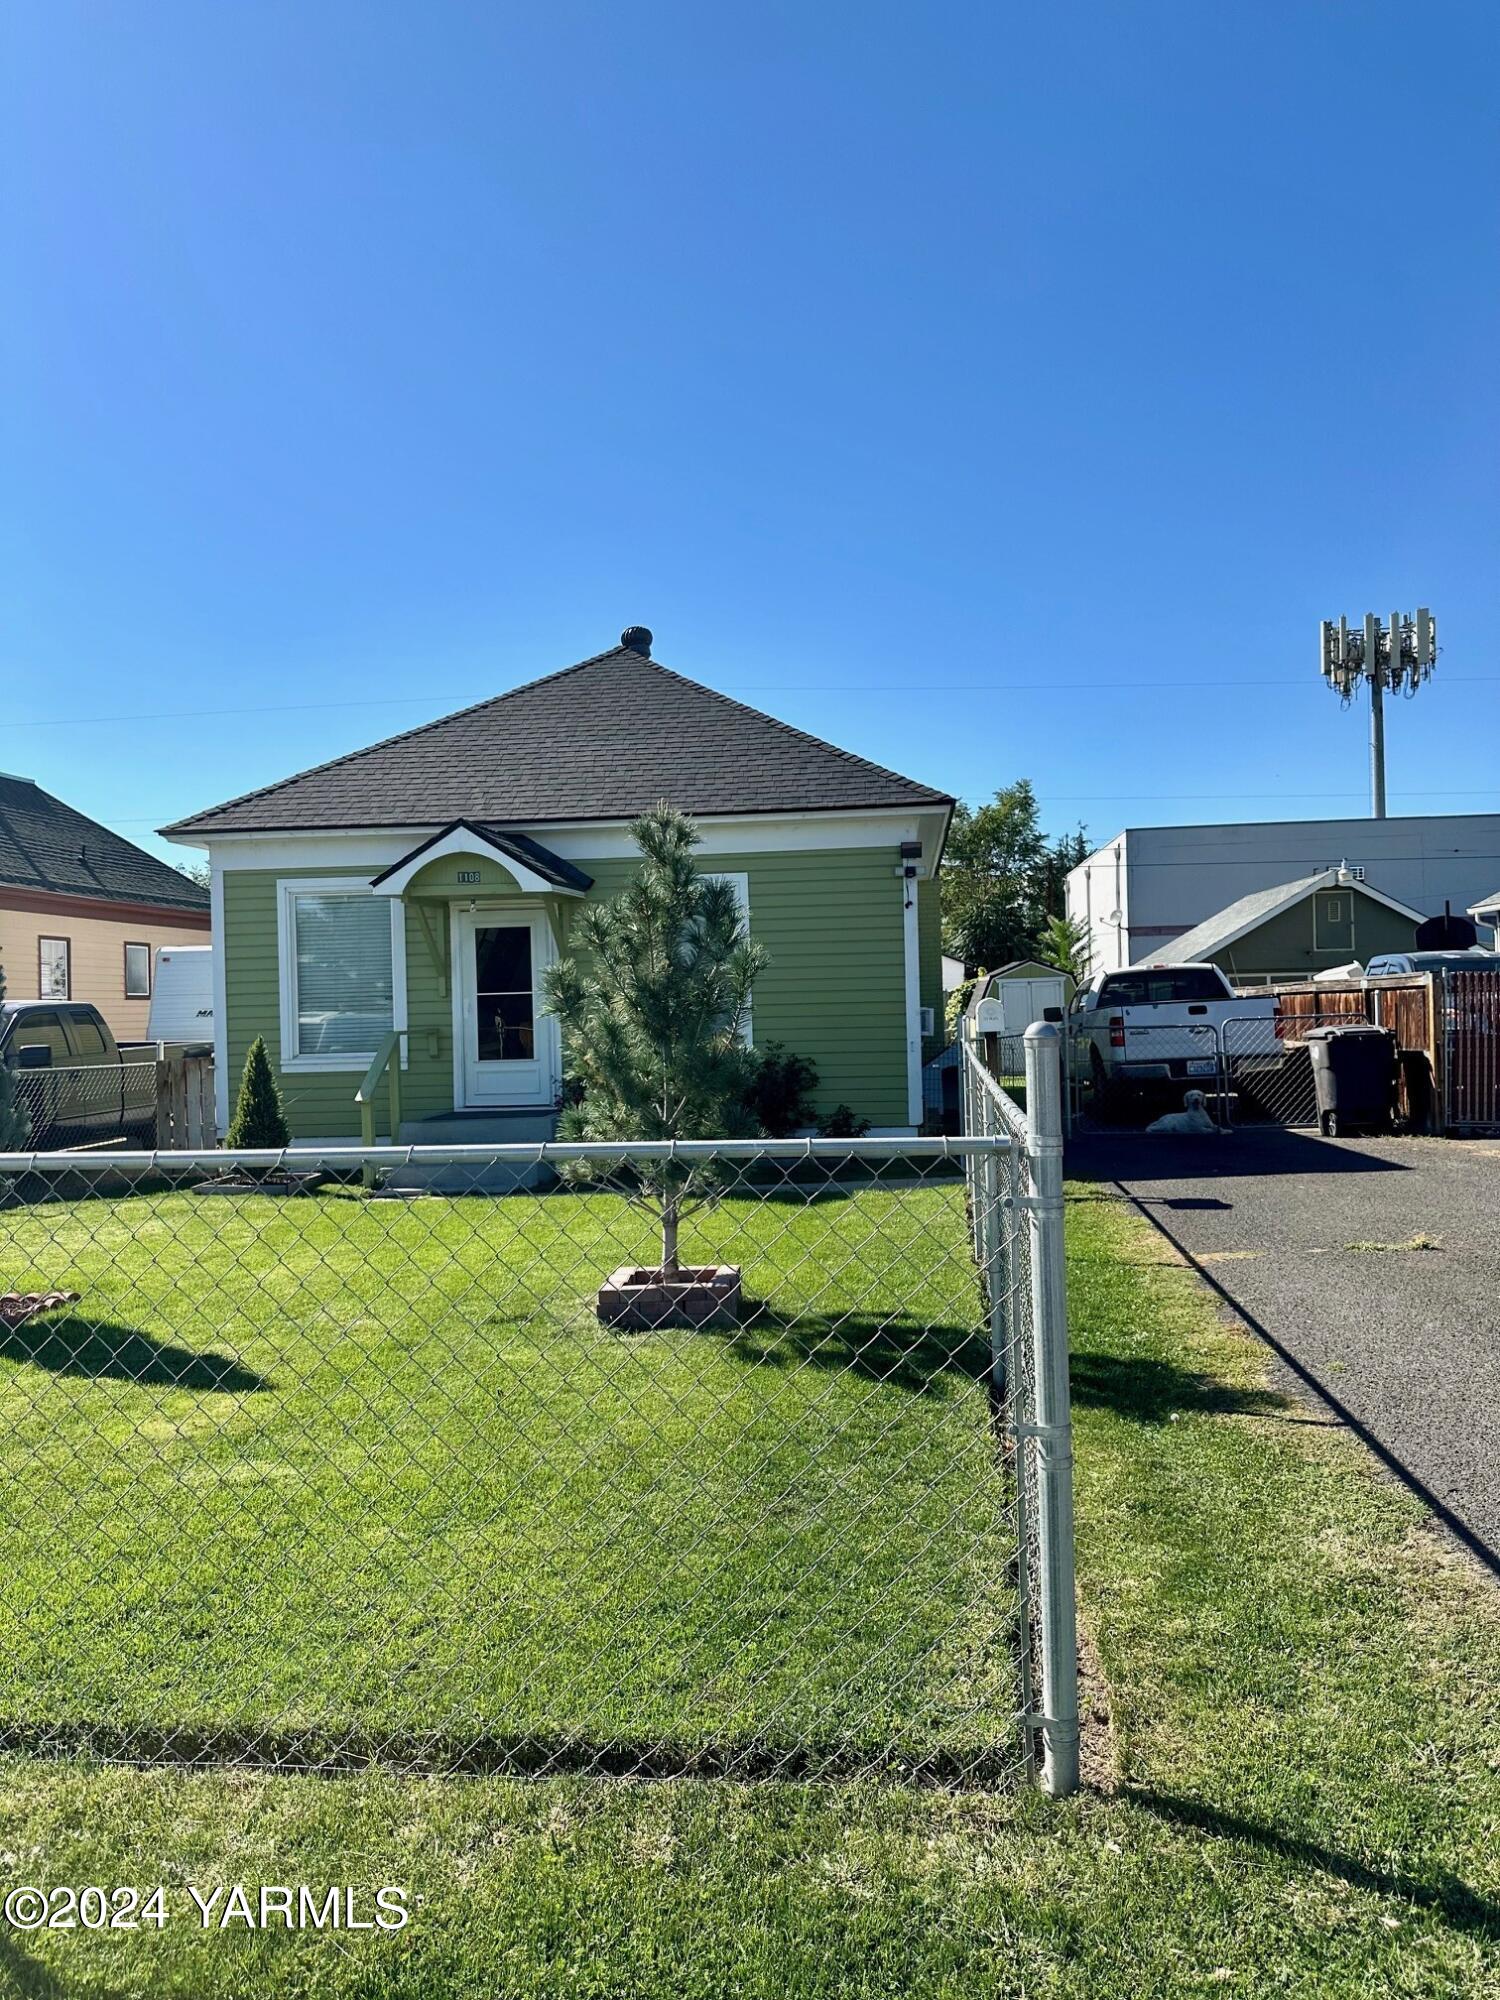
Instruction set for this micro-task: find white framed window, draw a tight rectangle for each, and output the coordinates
[276,879,407,1071]
[124,941,151,998]
[704,872,753,1045]
[39,936,70,999]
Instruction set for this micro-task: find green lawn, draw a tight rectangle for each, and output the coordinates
[0,1178,1013,1774]
[0,1177,1495,1998]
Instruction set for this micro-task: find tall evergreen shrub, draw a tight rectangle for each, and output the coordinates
[225,1036,290,1151]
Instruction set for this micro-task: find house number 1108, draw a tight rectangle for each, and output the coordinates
[456,870,481,884]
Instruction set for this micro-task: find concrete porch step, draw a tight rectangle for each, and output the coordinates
[382,1108,560,1193]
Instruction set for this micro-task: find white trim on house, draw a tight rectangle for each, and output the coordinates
[450,902,559,1109]
[178,804,950,872]
[370,823,586,899]
[902,871,923,1128]
[275,876,408,1074]
[210,862,229,1130]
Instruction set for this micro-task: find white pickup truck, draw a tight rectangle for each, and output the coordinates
[1067,963,1278,1100]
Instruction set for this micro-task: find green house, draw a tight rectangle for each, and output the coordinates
[164,629,953,1142]
[1158,869,1423,987]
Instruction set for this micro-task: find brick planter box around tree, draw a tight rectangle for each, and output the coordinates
[597,1265,742,1331]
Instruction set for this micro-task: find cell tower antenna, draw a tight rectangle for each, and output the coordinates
[1316,608,1438,818]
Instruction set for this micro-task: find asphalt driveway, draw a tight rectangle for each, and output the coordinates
[1069,1128,1500,1574]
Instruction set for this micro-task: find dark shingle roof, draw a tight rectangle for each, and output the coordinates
[0,774,210,913]
[164,642,953,837]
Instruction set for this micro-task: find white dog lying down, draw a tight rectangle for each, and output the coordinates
[1146,1088,1219,1135]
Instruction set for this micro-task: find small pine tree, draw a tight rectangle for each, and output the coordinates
[541,804,769,1276]
[0,963,29,1150]
[225,1036,290,1151]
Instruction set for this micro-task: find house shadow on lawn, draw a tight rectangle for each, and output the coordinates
[1070,1349,1291,1427]
[709,1302,989,1398]
[1126,1788,1500,1944]
[0,1316,268,1394]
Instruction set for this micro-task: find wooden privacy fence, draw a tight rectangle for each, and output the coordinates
[153,1050,218,1150]
[1443,971,1500,1134]
[1249,973,1500,1135]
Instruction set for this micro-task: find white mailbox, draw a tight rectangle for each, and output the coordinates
[974,975,1068,1038]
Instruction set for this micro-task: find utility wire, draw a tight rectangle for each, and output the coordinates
[6,677,1500,733]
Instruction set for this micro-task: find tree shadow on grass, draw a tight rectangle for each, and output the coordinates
[0,1316,268,1393]
[1126,1787,1500,1942]
[0,1928,132,2000]
[1070,1349,1291,1427]
[707,1302,990,1397]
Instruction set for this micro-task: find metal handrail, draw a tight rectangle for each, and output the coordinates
[354,1030,407,1151]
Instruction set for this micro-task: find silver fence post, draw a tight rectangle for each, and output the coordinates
[1022,1022,1080,1798]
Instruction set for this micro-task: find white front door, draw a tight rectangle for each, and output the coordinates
[454,909,555,1107]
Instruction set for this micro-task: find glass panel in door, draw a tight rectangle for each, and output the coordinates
[473,926,535,1062]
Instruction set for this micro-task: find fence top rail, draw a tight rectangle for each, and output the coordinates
[12,1060,159,1077]
[0,1133,1016,1175]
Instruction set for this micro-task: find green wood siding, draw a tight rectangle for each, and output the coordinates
[221,845,917,1138]
[402,852,524,898]
[1209,888,1419,985]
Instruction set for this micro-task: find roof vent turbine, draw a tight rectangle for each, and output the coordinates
[620,626,653,657]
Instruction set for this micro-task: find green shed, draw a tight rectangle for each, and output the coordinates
[1158,870,1423,987]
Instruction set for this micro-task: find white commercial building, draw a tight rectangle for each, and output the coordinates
[1067,813,1500,973]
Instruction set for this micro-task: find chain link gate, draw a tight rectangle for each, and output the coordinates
[0,1122,1077,1796]
[1220,1011,1367,1129]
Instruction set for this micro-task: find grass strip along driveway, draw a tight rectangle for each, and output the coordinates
[0,1177,1495,1997]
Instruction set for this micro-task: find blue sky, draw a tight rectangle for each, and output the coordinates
[4,1,1497,866]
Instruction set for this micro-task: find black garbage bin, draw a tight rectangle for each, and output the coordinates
[1305,1024,1397,1137]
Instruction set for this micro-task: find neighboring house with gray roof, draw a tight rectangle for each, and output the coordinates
[1159,869,1424,986]
[165,629,954,1138]
[0,772,210,1040]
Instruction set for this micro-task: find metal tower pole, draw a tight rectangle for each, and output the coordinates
[1367,612,1386,819]
[1369,672,1387,818]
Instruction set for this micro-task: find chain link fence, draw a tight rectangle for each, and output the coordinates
[1220,1012,1359,1129]
[958,1025,1078,1795]
[11,1060,158,1151]
[1066,1019,1223,1127]
[0,1125,1077,1795]
[1062,1011,1409,1132]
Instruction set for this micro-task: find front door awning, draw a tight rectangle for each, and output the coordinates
[370,820,593,898]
